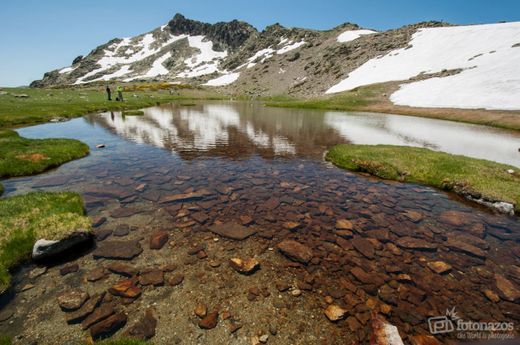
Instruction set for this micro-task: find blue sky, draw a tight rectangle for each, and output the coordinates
[1,0,519,86]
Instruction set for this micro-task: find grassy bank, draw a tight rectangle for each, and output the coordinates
[0,129,89,195]
[265,82,520,131]
[326,144,520,212]
[0,192,91,293]
[0,85,225,128]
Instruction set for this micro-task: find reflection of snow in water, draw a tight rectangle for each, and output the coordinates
[97,104,296,155]
[324,112,520,166]
[178,105,240,150]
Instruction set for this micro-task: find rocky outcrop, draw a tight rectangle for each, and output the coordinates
[167,13,256,51]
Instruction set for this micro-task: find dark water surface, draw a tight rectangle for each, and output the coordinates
[1,102,519,343]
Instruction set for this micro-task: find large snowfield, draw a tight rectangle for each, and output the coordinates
[328,22,520,110]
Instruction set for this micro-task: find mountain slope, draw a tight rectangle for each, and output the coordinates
[32,14,520,110]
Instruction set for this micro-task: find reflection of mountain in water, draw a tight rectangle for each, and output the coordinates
[90,103,348,160]
[88,102,520,165]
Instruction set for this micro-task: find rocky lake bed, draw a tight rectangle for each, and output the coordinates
[0,102,519,344]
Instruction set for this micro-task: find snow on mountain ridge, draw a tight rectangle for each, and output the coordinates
[327,22,520,110]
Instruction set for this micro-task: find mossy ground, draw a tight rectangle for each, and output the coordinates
[0,192,90,293]
[326,144,520,212]
[0,129,89,195]
[0,85,225,128]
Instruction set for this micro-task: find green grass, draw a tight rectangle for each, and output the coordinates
[0,192,91,293]
[0,86,226,128]
[122,110,145,116]
[326,144,520,212]
[264,84,383,111]
[0,129,89,195]
[0,335,11,345]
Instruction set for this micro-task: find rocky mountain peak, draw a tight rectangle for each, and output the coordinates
[167,13,257,51]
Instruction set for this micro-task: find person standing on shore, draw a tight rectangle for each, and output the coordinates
[117,85,124,102]
[106,85,112,101]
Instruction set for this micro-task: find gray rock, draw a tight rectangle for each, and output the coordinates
[32,230,92,260]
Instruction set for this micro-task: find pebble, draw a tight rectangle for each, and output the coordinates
[290,289,302,297]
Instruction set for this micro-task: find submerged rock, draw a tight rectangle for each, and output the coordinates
[324,304,348,321]
[93,240,143,260]
[276,240,313,264]
[495,273,520,302]
[229,257,260,274]
[426,261,452,274]
[370,315,404,345]
[209,222,256,240]
[198,311,218,329]
[124,309,157,340]
[149,231,169,250]
[395,237,437,251]
[109,279,142,298]
[57,288,89,311]
[90,312,127,340]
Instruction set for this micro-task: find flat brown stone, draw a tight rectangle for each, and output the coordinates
[402,210,423,223]
[167,273,184,286]
[336,219,353,230]
[495,273,520,302]
[159,190,210,203]
[107,262,137,277]
[396,237,437,251]
[352,237,375,258]
[124,309,157,340]
[86,267,107,282]
[198,311,218,329]
[426,261,452,274]
[439,210,472,227]
[350,267,384,286]
[60,263,79,276]
[277,240,313,264]
[84,187,134,200]
[90,312,127,340]
[445,238,486,258]
[209,222,256,240]
[139,270,164,286]
[229,257,260,274]
[324,304,348,322]
[93,240,143,260]
[67,292,105,324]
[57,288,89,311]
[149,231,168,250]
[109,279,142,298]
[82,303,115,330]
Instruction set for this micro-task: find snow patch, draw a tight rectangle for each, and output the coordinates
[59,66,77,74]
[204,72,240,86]
[143,52,172,78]
[337,29,376,43]
[327,22,520,110]
[276,40,306,54]
[239,37,305,70]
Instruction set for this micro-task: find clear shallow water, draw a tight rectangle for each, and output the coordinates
[1,102,520,342]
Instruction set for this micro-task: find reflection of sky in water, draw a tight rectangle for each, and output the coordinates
[324,112,520,166]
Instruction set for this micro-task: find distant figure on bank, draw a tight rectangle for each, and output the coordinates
[117,86,124,102]
[106,85,112,101]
